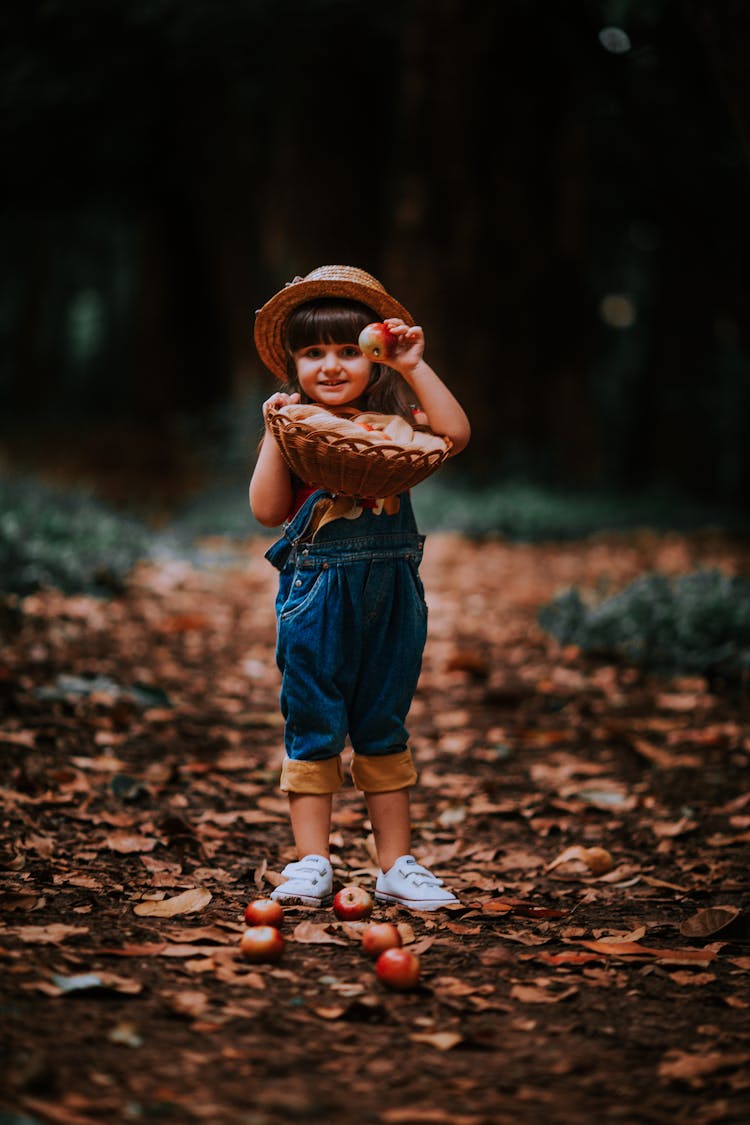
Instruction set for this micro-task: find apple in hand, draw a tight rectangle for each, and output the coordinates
[361,922,402,959]
[375,946,421,990]
[239,925,284,963]
[332,885,373,921]
[244,898,284,928]
[358,322,396,361]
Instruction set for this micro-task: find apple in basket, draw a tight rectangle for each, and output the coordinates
[358,322,397,361]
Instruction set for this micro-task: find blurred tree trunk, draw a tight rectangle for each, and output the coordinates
[383,0,598,480]
[686,0,750,171]
[685,0,750,503]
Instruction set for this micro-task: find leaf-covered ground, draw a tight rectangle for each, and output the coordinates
[2,530,750,1125]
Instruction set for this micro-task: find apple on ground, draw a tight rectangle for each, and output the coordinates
[361,922,402,959]
[239,925,284,963]
[375,946,421,990]
[244,898,284,928]
[358,322,396,361]
[333,885,373,921]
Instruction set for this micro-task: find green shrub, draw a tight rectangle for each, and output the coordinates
[412,477,748,540]
[0,477,151,595]
[538,569,750,678]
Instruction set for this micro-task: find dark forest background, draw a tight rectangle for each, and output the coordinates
[2,0,750,529]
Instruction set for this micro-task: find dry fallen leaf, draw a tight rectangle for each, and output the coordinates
[411,1030,464,1051]
[536,951,605,966]
[20,1097,104,1125]
[25,971,142,996]
[3,923,89,944]
[166,990,211,1018]
[679,905,741,938]
[380,1108,485,1125]
[481,900,514,916]
[546,845,614,877]
[133,887,212,917]
[105,830,159,853]
[431,976,482,997]
[668,971,716,986]
[630,737,701,770]
[94,942,167,956]
[579,940,718,966]
[292,920,348,945]
[510,983,578,1004]
[658,1049,750,1086]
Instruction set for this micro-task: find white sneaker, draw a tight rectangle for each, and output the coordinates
[375,854,459,911]
[270,854,333,906]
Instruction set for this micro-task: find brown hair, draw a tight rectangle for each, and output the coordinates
[282,299,417,421]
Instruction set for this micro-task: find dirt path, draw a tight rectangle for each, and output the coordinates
[2,531,750,1124]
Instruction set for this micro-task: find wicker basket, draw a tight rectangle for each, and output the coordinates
[266,407,452,499]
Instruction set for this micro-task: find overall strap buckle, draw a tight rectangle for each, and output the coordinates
[264,489,332,570]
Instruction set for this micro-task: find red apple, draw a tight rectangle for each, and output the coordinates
[358,322,396,361]
[361,922,402,959]
[244,898,284,928]
[332,885,373,921]
[239,925,284,963]
[375,946,421,990]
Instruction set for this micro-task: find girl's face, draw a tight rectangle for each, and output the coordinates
[293,341,373,409]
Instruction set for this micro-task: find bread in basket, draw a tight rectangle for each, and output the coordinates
[266,404,452,499]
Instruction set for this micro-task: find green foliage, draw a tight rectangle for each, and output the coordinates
[0,477,151,595]
[539,569,750,678]
[412,477,748,540]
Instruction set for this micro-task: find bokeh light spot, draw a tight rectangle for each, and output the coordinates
[598,26,632,54]
[68,289,105,363]
[599,294,636,329]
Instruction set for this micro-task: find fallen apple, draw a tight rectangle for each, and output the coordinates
[239,925,284,963]
[375,946,420,991]
[332,885,373,921]
[361,922,402,959]
[358,322,396,361]
[244,898,284,928]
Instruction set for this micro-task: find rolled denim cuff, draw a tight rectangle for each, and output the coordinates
[351,748,417,793]
[280,755,344,794]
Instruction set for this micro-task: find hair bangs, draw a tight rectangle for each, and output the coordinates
[284,299,376,354]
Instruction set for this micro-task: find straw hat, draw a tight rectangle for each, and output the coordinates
[254,265,414,380]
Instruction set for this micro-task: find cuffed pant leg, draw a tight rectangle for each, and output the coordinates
[280,755,344,795]
[350,748,417,793]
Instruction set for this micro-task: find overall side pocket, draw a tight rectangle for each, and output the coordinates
[279,567,327,623]
[406,558,428,619]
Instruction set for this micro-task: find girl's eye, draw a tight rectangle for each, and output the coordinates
[303,347,323,358]
[340,346,360,358]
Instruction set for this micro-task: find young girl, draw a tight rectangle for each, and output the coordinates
[250,265,470,910]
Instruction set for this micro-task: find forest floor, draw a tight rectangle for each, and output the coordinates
[2,528,750,1125]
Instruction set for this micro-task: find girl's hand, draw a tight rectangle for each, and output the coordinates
[262,391,300,425]
[381,319,425,378]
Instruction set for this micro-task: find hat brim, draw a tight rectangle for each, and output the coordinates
[254,276,414,380]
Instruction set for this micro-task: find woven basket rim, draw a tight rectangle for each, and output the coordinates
[266,406,451,498]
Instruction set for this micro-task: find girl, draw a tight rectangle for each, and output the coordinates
[250,265,470,910]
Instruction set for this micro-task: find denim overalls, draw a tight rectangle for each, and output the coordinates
[265,489,428,795]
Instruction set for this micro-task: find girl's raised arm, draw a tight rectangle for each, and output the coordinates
[383,321,471,455]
